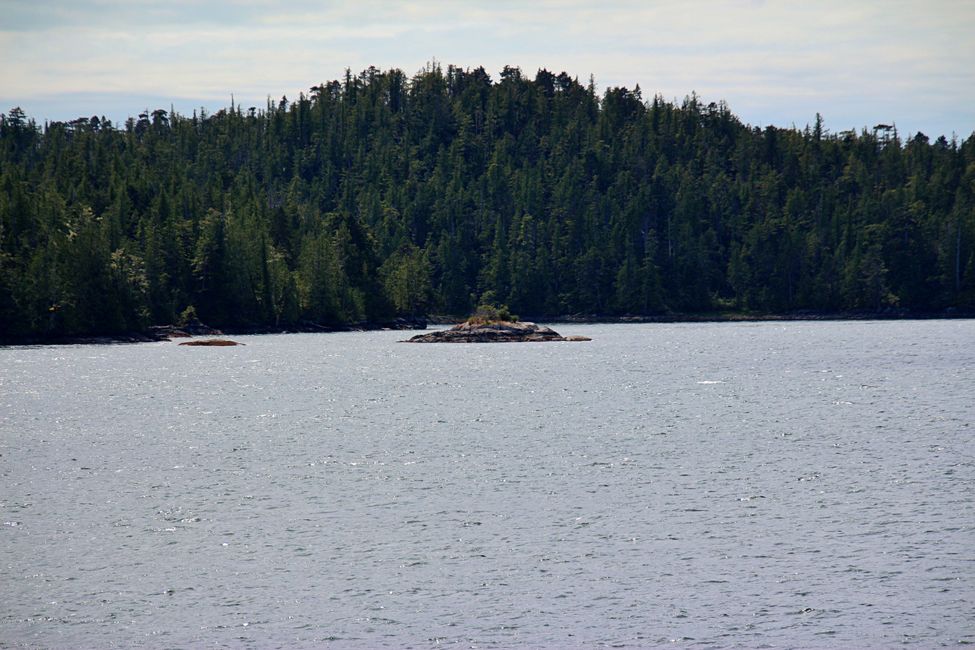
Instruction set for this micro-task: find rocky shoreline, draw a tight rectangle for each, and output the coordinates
[3,309,972,347]
[535,308,975,324]
[1,317,428,346]
[404,320,591,343]
[178,339,243,346]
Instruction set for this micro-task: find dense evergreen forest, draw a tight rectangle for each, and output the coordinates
[1,65,974,341]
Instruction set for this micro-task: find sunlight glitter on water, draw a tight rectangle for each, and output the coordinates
[1,320,973,648]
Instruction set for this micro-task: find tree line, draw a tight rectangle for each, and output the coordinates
[1,64,973,341]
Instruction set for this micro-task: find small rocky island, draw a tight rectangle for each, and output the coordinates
[404,306,590,343]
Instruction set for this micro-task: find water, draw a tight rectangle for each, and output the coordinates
[1,321,973,648]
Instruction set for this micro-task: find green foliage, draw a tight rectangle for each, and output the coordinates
[469,303,518,324]
[177,305,199,327]
[0,70,973,341]
[381,243,432,317]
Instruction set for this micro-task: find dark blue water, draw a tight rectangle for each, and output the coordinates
[2,321,973,648]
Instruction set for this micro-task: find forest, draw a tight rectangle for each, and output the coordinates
[1,64,973,341]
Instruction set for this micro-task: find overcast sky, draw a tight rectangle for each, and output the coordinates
[2,0,973,138]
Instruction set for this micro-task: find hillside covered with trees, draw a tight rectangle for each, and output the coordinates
[1,64,973,341]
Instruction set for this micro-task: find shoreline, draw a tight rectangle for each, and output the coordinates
[529,309,975,325]
[2,310,972,347]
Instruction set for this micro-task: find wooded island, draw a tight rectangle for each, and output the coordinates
[1,65,973,342]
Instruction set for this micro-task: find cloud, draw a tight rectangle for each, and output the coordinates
[1,0,972,137]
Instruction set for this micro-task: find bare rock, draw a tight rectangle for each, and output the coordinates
[178,339,242,346]
[181,318,222,336]
[404,320,588,343]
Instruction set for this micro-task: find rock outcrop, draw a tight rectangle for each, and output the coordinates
[180,318,222,336]
[178,339,242,346]
[149,318,221,341]
[404,320,589,343]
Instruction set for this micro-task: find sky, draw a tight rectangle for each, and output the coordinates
[2,0,974,139]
